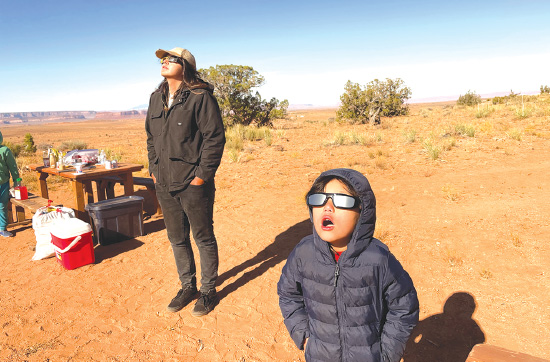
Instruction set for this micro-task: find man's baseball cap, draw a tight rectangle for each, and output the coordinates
[155,47,196,70]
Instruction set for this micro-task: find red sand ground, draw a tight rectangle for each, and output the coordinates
[1,106,549,361]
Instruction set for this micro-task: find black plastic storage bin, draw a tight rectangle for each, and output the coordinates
[85,196,144,245]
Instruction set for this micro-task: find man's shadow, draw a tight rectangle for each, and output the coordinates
[403,292,485,362]
[216,219,312,300]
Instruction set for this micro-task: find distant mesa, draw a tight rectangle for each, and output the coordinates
[0,110,147,124]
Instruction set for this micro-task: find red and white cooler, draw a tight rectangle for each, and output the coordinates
[50,218,94,270]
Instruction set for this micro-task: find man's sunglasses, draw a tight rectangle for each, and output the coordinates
[306,193,360,209]
[159,56,183,65]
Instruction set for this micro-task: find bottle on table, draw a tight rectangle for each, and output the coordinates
[49,149,57,169]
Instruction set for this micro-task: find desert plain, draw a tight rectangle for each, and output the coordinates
[0,100,549,361]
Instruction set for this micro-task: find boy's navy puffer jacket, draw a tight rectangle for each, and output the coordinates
[277,168,419,362]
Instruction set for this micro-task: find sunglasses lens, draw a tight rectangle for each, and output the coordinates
[160,56,181,64]
[307,193,327,207]
[332,194,358,209]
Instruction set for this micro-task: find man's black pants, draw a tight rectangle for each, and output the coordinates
[155,181,218,293]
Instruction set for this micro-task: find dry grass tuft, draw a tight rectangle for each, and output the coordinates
[444,248,464,267]
[442,184,461,201]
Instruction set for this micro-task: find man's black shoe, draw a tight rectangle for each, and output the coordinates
[167,286,198,313]
[191,289,219,317]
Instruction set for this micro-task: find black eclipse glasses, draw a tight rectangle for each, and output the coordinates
[159,56,183,65]
[306,193,360,209]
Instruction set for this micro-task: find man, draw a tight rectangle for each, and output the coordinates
[145,47,225,316]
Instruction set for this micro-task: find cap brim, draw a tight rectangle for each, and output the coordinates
[155,49,177,59]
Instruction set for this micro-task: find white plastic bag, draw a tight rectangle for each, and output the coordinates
[31,206,75,261]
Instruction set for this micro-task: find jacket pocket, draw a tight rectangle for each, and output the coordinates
[168,159,195,185]
[170,108,194,140]
[149,109,164,136]
[168,109,201,163]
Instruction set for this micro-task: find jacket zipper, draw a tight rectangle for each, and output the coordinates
[334,263,345,361]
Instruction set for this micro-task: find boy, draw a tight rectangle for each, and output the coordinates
[277,168,419,362]
[0,131,19,237]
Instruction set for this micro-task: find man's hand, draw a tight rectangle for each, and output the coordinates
[303,338,308,351]
[151,174,156,183]
[190,177,205,186]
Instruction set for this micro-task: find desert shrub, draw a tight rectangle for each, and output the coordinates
[227,149,240,163]
[423,139,441,160]
[419,108,431,118]
[244,126,271,142]
[264,132,273,146]
[225,124,272,151]
[323,131,371,147]
[337,78,411,124]
[326,132,347,146]
[23,133,37,154]
[475,105,494,118]
[104,148,122,162]
[403,129,417,143]
[514,105,532,119]
[225,127,245,152]
[506,128,522,141]
[457,90,481,106]
[446,123,475,138]
[59,140,87,151]
[1,141,23,158]
[492,90,520,105]
[491,96,506,105]
[443,137,457,150]
[540,85,550,94]
[200,65,288,127]
[348,130,366,145]
[37,143,52,152]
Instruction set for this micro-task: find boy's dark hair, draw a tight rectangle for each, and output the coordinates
[306,175,359,203]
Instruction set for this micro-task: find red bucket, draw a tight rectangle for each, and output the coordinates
[50,218,94,270]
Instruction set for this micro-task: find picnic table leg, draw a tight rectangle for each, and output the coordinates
[72,180,88,221]
[15,205,26,223]
[84,181,94,204]
[37,172,49,199]
[7,199,14,224]
[106,181,116,199]
[95,180,107,201]
[119,172,135,196]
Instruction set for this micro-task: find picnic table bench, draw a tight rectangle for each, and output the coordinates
[8,193,51,226]
[98,175,162,217]
[466,344,550,362]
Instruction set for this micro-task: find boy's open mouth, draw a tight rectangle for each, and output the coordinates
[321,217,334,230]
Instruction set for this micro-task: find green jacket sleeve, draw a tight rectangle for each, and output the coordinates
[6,149,19,182]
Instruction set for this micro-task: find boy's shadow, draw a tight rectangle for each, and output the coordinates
[403,292,485,362]
[216,219,311,300]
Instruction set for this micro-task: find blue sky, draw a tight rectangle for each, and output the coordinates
[1,0,549,112]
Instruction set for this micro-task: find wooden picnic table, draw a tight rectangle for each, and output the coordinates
[27,163,144,220]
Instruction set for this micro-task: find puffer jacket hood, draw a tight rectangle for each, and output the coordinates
[310,168,376,262]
